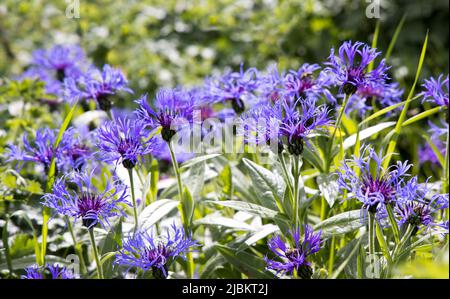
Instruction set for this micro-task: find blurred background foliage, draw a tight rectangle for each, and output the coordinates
[0,0,448,103]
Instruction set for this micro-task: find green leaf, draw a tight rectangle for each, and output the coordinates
[200,254,226,278]
[423,134,445,167]
[383,31,428,169]
[184,161,205,199]
[242,158,285,211]
[138,199,179,230]
[344,122,396,150]
[360,99,413,126]
[205,200,278,219]
[195,214,255,231]
[100,219,122,277]
[180,154,222,169]
[401,106,445,127]
[239,224,279,250]
[317,173,339,208]
[182,186,195,226]
[215,244,275,278]
[385,13,407,61]
[332,236,364,279]
[314,210,364,238]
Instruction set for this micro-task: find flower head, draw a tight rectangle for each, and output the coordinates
[22,264,75,279]
[265,225,322,278]
[420,74,449,107]
[337,146,412,216]
[325,41,389,95]
[42,170,129,228]
[135,89,194,142]
[395,177,448,234]
[115,224,198,278]
[345,81,403,116]
[21,45,87,96]
[203,63,260,113]
[240,97,331,155]
[97,117,156,169]
[65,64,132,109]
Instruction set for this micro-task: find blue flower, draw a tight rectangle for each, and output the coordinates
[42,170,129,229]
[283,63,334,101]
[345,81,403,116]
[337,146,412,217]
[135,89,194,142]
[22,264,75,279]
[115,224,198,278]
[258,64,285,103]
[264,225,322,278]
[240,97,331,155]
[97,117,156,169]
[21,45,87,96]
[420,74,449,107]
[280,98,331,155]
[203,63,260,113]
[395,177,448,233]
[325,41,389,95]
[64,64,132,110]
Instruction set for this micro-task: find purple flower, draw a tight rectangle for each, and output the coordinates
[345,81,403,116]
[420,74,449,107]
[258,64,285,103]
[325,41,389,95]
[264,225,322,278]
[280,98,331,155]
[64,64,132,109]
[21,45,87,96]
[395,177,448,233]
[337,146,412,217]
[240,97,331,155]
[22,264,75,279]
[203,63,260,113]
[96,117,156,169]
[42,170,129,229]
[135,89,194,142]
[115,224,198,278]
[283,63,334,101]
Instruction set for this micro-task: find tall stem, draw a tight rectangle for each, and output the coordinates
[385,204,401,244]
[127,168,139,233]
[368,212,376,278]
[292,156,300,228]
[326,94,349,172]
[88,228,104,279]
[67,218,86,275]
[168,141,194,278]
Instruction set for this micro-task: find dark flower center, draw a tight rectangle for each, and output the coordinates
[97,94,112,111]
[56,68,66,82]
[287,136,304,156]
[343,67,364,95]
[77,193,105,228]
[230,98,245,114]
[361,176,395,211]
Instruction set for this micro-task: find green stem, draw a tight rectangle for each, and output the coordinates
[368,212,376,278]
[167,141,194,278]
[392,224,415,261]
[67,218,86,275]
[88,229,104,279]
[292,156,300,228]
[278,153,294,198]
[385,204,401,244]
[127,168,139,233]
[326,94,350,172]
[327,236,336,276]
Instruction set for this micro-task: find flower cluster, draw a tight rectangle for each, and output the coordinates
[22,264,75,279]
[115,224,198,278]
[265,225,322,278]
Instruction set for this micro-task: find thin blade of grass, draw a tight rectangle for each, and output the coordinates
[382,32,428,170]
[385,13,407,61]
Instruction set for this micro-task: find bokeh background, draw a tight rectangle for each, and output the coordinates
[0,0,448,104]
